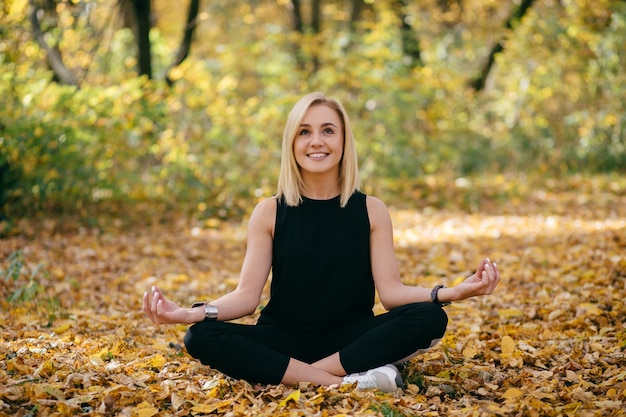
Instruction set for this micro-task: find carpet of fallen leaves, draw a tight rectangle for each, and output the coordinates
[1,177,625,417]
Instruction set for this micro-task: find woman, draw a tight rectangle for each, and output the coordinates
[143,92,500,392]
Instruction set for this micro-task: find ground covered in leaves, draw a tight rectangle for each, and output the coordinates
[1,177,625,416]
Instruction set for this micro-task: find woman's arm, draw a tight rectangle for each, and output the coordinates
[367,196,500,310]
[208,197,276,319]
[143,197,276,324]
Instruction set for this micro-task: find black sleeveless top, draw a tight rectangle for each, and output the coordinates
[258,191,375,331]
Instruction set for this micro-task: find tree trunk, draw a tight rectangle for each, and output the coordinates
[290,0,304,33]
[349,0,364,31]
[311,0,321,33]
[132,0,152,79]
[469,0,535,91]
[289,0,306,69]
[394,0,422,66]
[310,0,321,72]
[288,0,322,73]
[165,0,200,86]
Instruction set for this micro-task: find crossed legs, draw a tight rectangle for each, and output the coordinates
[184,302,448,386]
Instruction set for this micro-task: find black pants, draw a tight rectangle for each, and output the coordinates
[183,302,447,385]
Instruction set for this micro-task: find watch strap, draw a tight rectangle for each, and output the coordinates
[431,284,451,307]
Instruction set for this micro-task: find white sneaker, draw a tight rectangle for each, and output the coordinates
[342,364,404,392]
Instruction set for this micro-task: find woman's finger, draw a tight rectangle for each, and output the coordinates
[151,288,161,312]
[476,260,486,279]
[143,290,157,322]
[482,270,490,288]
[483,262,499,294]
[485,263,495,284]
[491,263,501,291]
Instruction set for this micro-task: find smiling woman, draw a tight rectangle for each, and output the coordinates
[277,93,360,208]
[142,92,501,392]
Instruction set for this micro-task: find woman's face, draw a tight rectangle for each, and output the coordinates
[293,104,344,178]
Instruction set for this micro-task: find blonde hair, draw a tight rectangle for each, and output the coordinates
[276,92,361,207]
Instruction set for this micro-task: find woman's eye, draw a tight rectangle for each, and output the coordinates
[299,129,310,136]
[324,128,334,135]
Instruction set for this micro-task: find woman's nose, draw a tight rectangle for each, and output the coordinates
[310,131,323,146]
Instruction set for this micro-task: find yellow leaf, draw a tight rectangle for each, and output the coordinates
[168,67,184,81]
[436,369,451,379]
[576,302,603,317]
[149,354,166,369]
[191,403,215,413]
[34,360,55,377]
[56,402,77,415]
[171,392,186,411]
[580,270,595,280]
[548,309,565,321]
[132,407,158,417]
[501,388,524,399]
[462,344,479,359]
[498,308,525,318]
[43,385,65,401]
[53,322,72,334]
[593,400,623,410]
[565,370,579,382]
[89,354,104,366]
[561,402,582,414]
[501,336,516,355]
[50,266,65,279]
[191,400,232,413]
[278,389,301,407]
[606,388,617,399]
[306,393,325,406]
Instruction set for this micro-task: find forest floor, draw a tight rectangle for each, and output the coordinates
[1,176,625,416]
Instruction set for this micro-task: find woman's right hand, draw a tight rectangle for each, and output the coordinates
[143,286,201,325]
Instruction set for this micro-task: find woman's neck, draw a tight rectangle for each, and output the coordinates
[301,178,340,200]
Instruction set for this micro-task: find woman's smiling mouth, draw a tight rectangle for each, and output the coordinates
[308,152,329,159]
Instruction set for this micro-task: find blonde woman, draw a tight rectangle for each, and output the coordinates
[143,92,500,391]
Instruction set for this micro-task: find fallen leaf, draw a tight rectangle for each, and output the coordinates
[501,388,524,400]
[279,389,301,407]
[501,336,515,355]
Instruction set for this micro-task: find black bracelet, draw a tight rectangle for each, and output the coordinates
[431,284,451,307]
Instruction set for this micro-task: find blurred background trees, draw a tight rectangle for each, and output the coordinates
[1,0,624,226]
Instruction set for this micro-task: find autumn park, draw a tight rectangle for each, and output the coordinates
[1,0,625,416]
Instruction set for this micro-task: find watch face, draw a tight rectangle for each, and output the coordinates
[204,304,219,320]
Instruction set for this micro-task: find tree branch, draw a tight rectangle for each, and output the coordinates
[469,0,535,91]
[28,0,78,86]
[166,0,200,86]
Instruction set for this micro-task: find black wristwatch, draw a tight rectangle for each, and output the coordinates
[191,302,219,321]
[431,284,451,307]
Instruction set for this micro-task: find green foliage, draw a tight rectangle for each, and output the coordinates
[1,250,45,303]
[24,405,39,417]
[369,401,410,417]
[0,0,624,224]
[404,371,426,392]
[1,249,63,326]
[0,140,20,221]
